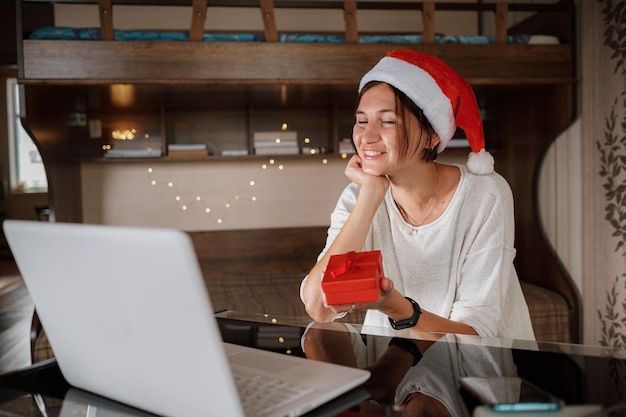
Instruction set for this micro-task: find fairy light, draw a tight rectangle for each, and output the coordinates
[111,129,136,140]
[322,158,328,164]
[281,123,288,131]
[146,157,293,225]
[304,137,310,144]
[341,153,348,159]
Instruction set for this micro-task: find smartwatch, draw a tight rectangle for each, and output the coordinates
[388,297,421,330]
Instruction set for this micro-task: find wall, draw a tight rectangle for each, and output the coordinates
[81,157,349,230]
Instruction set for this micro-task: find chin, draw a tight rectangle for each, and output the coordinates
[362,166,386,176]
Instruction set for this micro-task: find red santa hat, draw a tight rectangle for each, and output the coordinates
[358,49,494,175]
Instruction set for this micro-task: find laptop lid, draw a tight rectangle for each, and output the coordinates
[3,220,369,417]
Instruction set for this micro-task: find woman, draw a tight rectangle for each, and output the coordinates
[300,50,535,341]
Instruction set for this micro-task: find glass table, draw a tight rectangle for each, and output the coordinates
[0,311,624,417]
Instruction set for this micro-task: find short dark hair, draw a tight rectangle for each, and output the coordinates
[357,81,438,162]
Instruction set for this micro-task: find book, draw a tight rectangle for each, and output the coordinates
[253,131,298,142]
[168,149,208,158]
[105,149,163,158]
[253,139,298,148]
[221,149,249,156]
[255,146,300,155]
[168,143,208,151]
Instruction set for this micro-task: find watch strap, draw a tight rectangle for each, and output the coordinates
[388,297,421,330]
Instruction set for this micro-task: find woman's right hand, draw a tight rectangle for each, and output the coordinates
[345,155,390,195]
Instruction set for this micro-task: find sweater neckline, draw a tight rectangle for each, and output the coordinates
[387,164,465,230]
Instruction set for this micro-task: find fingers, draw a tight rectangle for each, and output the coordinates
[380,276,395,294]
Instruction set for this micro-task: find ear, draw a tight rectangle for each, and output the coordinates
[430,133,441,150]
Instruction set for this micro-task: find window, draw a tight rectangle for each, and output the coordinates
[6,78,47,193]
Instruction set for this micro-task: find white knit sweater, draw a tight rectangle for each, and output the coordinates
[316,164,535,341]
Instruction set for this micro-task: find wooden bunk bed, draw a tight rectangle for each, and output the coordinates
[15,0,580,343]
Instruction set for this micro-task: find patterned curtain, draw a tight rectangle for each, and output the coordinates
[580,0,626,400]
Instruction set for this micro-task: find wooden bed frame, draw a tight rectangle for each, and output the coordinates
[15,0,581,342]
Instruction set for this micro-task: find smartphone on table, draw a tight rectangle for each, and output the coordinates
[459,376,563,412]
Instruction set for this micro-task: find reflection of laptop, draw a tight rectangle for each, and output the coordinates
[4,220,370,417]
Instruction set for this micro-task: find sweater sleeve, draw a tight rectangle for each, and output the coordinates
[449,174,534,340]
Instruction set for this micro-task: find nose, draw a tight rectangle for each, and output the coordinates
[354,123,380,146]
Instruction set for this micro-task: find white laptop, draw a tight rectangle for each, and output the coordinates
[3,220,370,417]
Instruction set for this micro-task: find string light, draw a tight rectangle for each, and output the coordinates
[112,128,136,140]
[146,157,292,225]
[143,130,336,225]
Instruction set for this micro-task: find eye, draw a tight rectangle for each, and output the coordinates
[382,119,396,125]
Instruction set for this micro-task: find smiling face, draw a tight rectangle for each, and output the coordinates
[353,82,438,177]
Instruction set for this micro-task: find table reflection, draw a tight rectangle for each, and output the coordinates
[302,322,526,417]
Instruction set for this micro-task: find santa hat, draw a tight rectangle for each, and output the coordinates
[358,50,494,175]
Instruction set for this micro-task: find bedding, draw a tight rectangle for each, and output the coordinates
[28,27,558,45]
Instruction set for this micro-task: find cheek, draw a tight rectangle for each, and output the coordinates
[352,127,361,146]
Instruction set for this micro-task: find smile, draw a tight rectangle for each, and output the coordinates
[363,150,383,157]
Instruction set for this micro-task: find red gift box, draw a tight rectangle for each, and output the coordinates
[321,250,384,305]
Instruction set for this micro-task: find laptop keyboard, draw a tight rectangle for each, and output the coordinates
[235,373,314,417]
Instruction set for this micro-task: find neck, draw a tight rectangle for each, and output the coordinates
[393,162,440,226]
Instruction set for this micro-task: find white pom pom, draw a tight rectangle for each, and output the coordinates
[467,149,494,175]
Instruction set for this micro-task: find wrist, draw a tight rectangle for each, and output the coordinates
[388,297,421,330]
